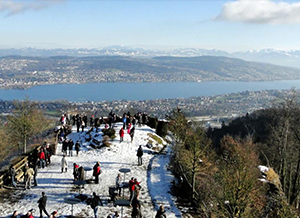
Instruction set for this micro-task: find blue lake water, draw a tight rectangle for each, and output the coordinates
[1,81,300,102]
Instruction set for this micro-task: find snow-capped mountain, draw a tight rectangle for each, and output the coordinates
[1,47,300,68]
[0,47,230,58]
[232,49,300,68]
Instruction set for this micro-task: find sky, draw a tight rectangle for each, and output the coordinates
[1,0,300,52]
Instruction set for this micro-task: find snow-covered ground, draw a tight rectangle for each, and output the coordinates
[0,123,182,218]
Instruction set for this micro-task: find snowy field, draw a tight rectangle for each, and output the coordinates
[0,123,183,218]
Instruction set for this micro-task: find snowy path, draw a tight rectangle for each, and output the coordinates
[0,123,182,218]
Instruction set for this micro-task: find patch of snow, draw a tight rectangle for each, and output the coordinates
[0,123,182,218]
[258,165,269,173]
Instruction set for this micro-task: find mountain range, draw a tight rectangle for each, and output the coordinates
[1,47,300,68]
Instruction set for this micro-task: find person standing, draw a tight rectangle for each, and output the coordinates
[33,160,39,187]
[136,145,143,166]
[61,155,68,173]
[38,192,49,218]
[75,140,80,156]
[22,209,34,218]
[131,189,141,218]
[90,192,103,218]
[10,165,17,187]
[81,119,85,132]
[122,113,127,129]
[45,145,52,165]
[119,128,124,143]
[90,115,94,127]
[116,173,122,196]
[131,203,141,218]
[83,114,88,128]
[23,163,29,184]
[93,162,101,184]
[129,177,135,202]
[127,123,131,134]
[73,163,79,181]
[62,139,68,156]
[155,205,167,218]
[38,149,46,168]
[50,211,58,218]
[129,177,140,203]
[130,127,135,143]
[24,165,34,189]
[10,210,18,218]
[68,139,74,157]
[78,165,85,181]
[76,115,81,133]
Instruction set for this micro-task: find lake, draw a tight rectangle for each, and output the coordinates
[1,81,300,102]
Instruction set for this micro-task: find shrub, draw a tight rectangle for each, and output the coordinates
[102,128,116,138]
[147,117,158,129]
[156,121,168,138]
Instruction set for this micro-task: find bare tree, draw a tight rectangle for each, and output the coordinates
[6,99,52,154]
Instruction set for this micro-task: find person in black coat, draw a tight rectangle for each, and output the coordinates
[155,205,167,218]
[62,139,68,156]
[130,127,135,143]
[38,192,49,218]
[68,139,74,157]
[10,210,18,218]
[136,145,143,166]
[33,160,38,186]
[90,192,103,218]
[83,114,88,128]
[131,201,141,218]
[90,115,94,127]
[75,140,80,156]
[76,115,81,133]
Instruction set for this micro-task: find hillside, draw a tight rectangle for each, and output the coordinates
[2,47,300,69]
[1,55,300,89]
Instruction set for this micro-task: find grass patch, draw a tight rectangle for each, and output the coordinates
[147,133,163,145]
[44,110,61,116]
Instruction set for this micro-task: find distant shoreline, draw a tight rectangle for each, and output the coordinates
[0,79,296,91]
[0,80,299,102]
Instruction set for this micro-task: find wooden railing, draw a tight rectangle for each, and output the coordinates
[0,141,56,189]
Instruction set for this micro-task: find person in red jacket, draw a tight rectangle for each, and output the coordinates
[50,210,58,218]
[119,128,124,143]
[38,149,46,168]
[129,177,140,203]
[22,209,34,218]
[127,123,131,134]
[93,162,101,184]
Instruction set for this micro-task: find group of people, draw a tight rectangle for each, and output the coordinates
[9,111,167,218]
[10,192,58,218]
[62,139,80,157]
[122,112,149,129]
[37,143,53,168]
[9,142,54,190]
[27,143,53,189]
[119,126,135,143]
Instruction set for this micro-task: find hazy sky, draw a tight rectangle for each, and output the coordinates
[1,0,300,52]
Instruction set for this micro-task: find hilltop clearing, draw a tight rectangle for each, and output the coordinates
[0,123,183,218]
